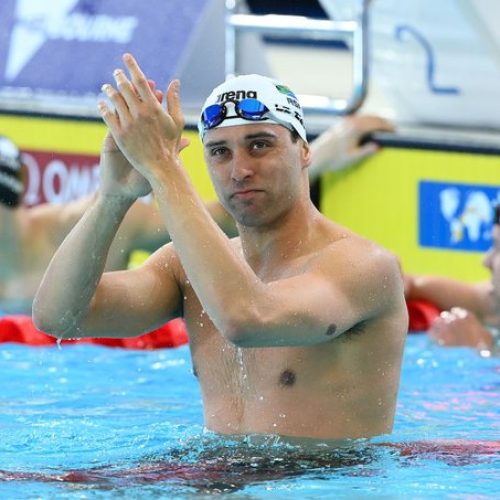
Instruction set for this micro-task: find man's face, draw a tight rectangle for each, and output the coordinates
[202,123,310,227]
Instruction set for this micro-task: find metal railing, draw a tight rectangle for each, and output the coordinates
[224,0,372,115]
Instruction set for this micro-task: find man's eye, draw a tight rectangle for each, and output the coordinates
[210,147,228,157]
[251,140,269,150]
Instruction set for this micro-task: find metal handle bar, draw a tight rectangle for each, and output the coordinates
[225,0,371,115]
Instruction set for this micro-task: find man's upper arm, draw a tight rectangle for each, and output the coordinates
[80,243,183,337]
[230,244,402,348]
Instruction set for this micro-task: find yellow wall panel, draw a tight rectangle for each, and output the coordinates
[321,148,500,282]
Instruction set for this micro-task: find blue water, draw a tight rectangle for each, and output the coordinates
[0,335,498,498]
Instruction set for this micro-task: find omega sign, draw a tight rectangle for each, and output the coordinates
[21,150,100,207]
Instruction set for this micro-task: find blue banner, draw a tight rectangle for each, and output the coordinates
[0,0,208,112]
[419,180,500,252]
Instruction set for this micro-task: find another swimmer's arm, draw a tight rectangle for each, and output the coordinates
[308,115,394,182]
[405,274,491,319]
[125,199,238,255]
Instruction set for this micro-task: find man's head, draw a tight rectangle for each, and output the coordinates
[198,76,312,228]
[198,74,307,143]
[0,135,23,209]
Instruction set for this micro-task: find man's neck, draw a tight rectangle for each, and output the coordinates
[237,201,319,270]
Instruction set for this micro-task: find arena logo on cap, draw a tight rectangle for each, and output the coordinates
[216,90,257,103]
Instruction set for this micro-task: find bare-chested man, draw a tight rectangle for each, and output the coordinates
[34,54,407,442]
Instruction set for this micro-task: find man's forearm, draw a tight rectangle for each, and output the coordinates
[148,164,262,337]
[32,195,133,338]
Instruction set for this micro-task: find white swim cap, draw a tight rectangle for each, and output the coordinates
[0,135,23,208]
[198,74,307,142]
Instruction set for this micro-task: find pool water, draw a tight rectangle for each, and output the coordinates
[0,335,498,498]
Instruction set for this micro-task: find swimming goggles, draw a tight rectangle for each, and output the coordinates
[200,98,272,132]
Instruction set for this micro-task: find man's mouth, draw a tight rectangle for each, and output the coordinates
[231,189,262,199]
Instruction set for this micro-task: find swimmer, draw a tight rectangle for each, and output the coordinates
[33,53,407,441]
[405,221,500,354]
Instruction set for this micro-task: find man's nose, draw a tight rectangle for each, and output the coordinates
[230,152,254,182]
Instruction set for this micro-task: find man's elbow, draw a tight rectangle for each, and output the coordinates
[221,307,286,348]
[32,299,72,339]
[220,310,264,347]
[221,321,252,347]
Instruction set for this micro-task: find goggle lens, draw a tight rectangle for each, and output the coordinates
[201,104,225,129]
[237,98,269,120]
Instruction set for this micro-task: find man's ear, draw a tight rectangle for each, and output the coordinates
[301,140,312,169]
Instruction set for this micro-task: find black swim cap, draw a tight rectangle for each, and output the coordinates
[0,135,23,208]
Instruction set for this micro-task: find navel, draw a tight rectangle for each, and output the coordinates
[325,323,337,336]
[279,369,296,387]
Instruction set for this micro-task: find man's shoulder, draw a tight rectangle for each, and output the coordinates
[316,223,403,300]
[145,241,182,275]
[318,220,397,268]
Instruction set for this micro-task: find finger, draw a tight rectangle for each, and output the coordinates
[178,136,191,153]
[122,53,155,103]
[97,100,120,131]
[101,83,130,124]
[113,68,141,111]
[350,142,379,163]
[146,79,163,104]
[450,307,469,319]
[166,80,185,129]
[154,89,164,104]
[357,115,395,133]
[439,310,455,322]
